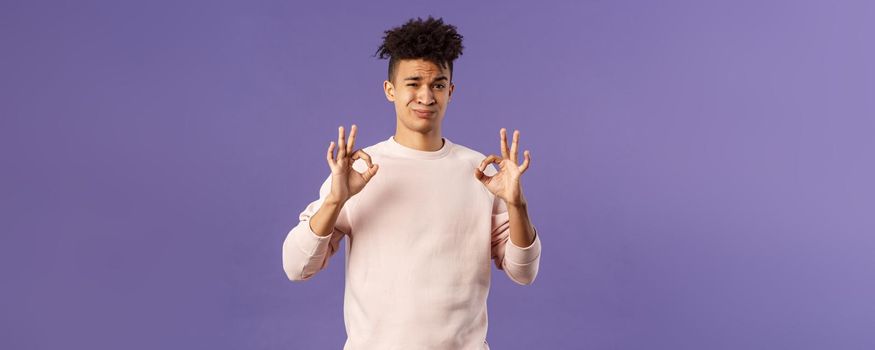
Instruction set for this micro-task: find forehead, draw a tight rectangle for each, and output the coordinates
[396,59,449,78]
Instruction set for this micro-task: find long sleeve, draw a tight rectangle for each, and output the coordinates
[489,192,542,286]
[282,173,351,281]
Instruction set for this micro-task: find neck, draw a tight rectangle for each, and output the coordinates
[394,126,444,151]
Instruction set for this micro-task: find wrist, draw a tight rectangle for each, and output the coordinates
[506,197,527,209]
[505,188,527,208]
[324,194,347,206]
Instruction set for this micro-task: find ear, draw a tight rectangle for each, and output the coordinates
[448,82,455,101]
[383,80,396,102]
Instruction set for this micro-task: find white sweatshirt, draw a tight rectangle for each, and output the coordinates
[283,135,542,350]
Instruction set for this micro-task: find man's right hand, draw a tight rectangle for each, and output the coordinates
[325,124,379,204]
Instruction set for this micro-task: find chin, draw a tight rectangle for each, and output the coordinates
[402,118,437,133]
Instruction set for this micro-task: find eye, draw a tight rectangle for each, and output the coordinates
[407,83,418,87]
[434,84,446,89]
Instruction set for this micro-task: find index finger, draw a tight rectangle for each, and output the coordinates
[478,154,501,173]
[351,149,373,168]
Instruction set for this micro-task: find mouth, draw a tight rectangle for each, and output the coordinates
[413,109,436,119]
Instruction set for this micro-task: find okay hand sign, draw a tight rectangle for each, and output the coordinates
[475,128,531,207]
[326,125,379,204]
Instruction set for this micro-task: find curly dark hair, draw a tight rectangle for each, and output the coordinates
[374,16,464,83]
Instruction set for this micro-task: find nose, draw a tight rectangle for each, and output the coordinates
[416,85,436,105]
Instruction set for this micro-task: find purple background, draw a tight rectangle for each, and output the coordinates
[2,0,874,349]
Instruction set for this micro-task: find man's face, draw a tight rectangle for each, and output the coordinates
[383,59,454,134]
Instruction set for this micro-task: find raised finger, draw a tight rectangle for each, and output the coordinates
[499,128,509,159]
[346,124,357,154]
[510,130,520,163]
[337,126,346,158]
[520,150,531,173]
[326,141,336,164]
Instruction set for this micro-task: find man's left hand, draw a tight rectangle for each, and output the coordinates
[475,128,531,207]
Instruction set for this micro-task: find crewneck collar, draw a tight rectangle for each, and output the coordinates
[384,135,453,160]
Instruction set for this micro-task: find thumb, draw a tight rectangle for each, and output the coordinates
[474,167,489,183]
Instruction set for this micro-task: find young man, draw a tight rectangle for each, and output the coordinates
[282,16,541,350]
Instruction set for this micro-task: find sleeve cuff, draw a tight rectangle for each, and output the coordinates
[292,220,333,256]
[504,227,541,264]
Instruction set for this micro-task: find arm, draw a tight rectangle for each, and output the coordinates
[283,124,378,282]
[309,197,347,237]
[489,188,542,285]
[282,175,350,281]
[507,193,536,248]
[478,128,541,285]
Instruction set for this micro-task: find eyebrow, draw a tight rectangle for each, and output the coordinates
[403,75,449,83]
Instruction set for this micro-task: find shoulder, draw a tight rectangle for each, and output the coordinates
[449,141,486,160]
[351,140,387,172]
[448,141,492,168]
[448,140,502,176]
